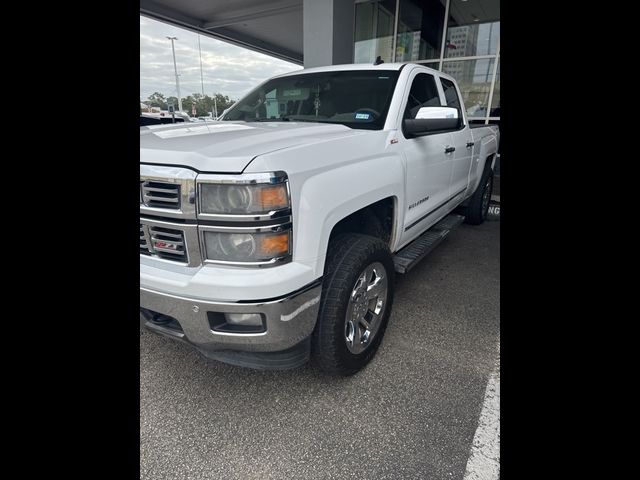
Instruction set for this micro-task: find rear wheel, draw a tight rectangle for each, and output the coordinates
[312,234,394,375]
[464,165,494,225]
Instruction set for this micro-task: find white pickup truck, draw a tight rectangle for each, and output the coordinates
[140,62,499,375]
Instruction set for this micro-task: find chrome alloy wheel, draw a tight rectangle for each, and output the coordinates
[344,261,388,354]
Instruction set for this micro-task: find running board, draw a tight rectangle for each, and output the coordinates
[393,214,465,274]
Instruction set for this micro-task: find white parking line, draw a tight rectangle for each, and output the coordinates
[464,345,500,480]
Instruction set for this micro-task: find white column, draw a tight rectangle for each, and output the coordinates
[303,0,355,68]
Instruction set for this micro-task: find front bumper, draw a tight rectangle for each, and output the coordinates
[140,279,322,366]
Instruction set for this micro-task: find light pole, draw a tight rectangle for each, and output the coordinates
[166,36,183,113]
[197,33,217,120]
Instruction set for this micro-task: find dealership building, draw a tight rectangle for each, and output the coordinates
[141,0,500,193]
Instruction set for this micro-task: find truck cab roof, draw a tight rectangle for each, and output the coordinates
[273,62,457,86]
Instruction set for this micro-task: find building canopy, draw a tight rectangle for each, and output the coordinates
[140,0,304,64]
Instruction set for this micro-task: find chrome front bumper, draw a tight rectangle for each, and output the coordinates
[140,279,322,355]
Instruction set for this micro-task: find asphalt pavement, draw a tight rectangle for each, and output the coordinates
[140,220,500,480]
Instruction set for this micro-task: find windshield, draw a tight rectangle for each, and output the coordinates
[221,70,400,130]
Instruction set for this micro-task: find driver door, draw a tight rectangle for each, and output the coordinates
[398,71,454,246]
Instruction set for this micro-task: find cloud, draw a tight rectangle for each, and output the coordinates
[140,16,301,102]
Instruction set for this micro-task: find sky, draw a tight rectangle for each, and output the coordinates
[140,16,302,102]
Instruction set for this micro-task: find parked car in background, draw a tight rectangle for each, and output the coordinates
[140,111,190,126]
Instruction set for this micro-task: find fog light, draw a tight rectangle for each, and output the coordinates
[225,313,263,327]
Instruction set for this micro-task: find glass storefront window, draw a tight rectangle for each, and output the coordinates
[353,0,500,123]
[489,57,500,116]
[354,0,397,63]
[395,0,447,62]
[441,58,494,118]
[445,0,500,58]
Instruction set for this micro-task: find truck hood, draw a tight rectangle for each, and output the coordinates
[140,121,365,173]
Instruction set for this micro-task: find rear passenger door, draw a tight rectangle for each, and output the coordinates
[399,71,454,246]
[440,77,474,199]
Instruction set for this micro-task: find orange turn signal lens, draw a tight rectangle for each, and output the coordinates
[258,185,288,210]
[257,232,290,257]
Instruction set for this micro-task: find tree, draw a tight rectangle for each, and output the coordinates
[166,96,178,109]
[212,93,236,115]
[178,93,237,117]
[181,96,191,115]
[145,91,237,117]
[146,92,167,109]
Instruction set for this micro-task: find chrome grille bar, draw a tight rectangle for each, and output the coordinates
[140,165,197,219]
[141,181,181,208]
[139,217,202,267]
[140,224,151,255]
[149,226,187,262]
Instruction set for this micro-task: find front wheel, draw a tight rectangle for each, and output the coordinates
[312,234,395,375]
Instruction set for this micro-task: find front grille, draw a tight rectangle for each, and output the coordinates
[149,226,187,262]
[140,224,150,255]
[141,181,181,209]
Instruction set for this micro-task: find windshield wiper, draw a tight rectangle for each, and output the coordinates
[281,117,334,123]
[248,117,291,122]
[247,117,335,123]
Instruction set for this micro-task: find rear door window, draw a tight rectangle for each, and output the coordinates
[440,77,462,116]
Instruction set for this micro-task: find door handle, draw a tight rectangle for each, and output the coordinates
[444,146,456,154]
[466,141,475,148]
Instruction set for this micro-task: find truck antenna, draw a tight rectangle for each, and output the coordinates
[374,56,384,65]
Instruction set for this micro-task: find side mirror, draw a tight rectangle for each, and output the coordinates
[403,106,461,137]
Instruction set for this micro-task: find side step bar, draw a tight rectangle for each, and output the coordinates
[393,214,465,274]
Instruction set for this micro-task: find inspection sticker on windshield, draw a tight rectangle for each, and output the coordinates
[354,112,371,120]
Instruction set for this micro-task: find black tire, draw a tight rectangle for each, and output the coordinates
[464,164,494,225]
[312,233,395,375]
[361,210,388,242]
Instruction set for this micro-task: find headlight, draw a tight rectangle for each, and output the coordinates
[197,172,292,266]
[202,229,291,264]
[199,181,289,215]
